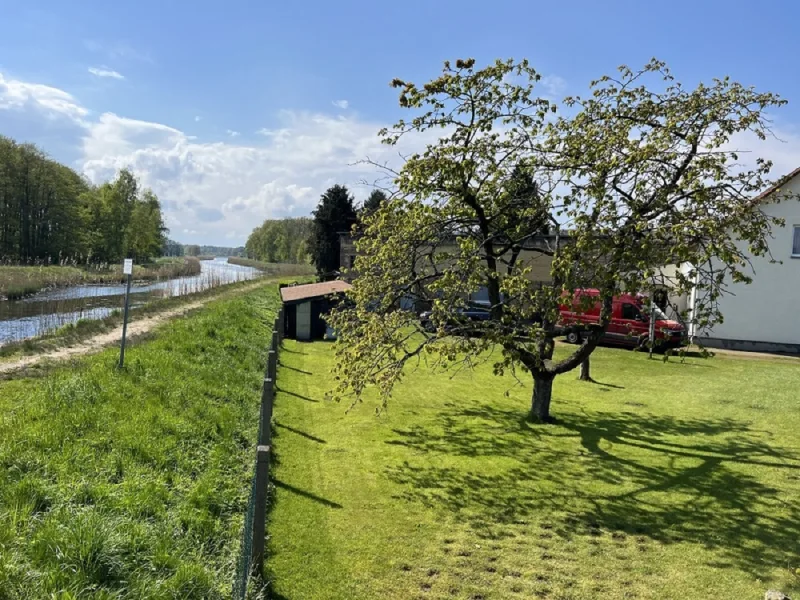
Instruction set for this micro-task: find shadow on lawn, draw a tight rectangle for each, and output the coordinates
[278,363,313,375]
[275,422,326,444]
[386,401,800,577]
[276,387,319,403]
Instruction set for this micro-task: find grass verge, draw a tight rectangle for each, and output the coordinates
[226,257,315,278]
[268,340,800,599]
[0,283,280,598]
[0,258,202,300]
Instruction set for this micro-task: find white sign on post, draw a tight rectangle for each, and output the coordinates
[123,259,133,275]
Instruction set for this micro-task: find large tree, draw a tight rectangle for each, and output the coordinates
[327,58,785,422]
[309,184,357,278]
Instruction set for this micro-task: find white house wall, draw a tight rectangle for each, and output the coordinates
[697,183,800,353]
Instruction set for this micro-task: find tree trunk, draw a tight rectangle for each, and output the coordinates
[530,375,555,423]
[579,358,591,381]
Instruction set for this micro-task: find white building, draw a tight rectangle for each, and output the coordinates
[687,167,800,353]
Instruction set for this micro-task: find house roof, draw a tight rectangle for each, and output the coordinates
[280,280,352,304]
[754,165,800,202]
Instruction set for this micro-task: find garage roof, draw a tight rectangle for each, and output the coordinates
[280,280,352,303]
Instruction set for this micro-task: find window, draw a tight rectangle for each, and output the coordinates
[621,303,642,320]
[348,255,356,268]
[793,225,800,257]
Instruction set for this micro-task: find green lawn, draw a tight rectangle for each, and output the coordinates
[269,342,800,599]
[0,283,278,598]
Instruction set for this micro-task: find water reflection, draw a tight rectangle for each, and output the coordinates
[0,258,260,345]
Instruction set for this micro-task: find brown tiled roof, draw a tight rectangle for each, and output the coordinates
[280,280,352,303]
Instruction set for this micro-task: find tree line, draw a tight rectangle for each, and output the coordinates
[244,188,388,276]
[245,217,314,264]
[181,240,244,256]
[0,135,167,264]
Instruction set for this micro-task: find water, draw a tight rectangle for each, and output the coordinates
[0,258,261,346]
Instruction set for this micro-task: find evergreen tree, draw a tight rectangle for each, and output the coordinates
[360,189,388,219]
[309,184,357,278]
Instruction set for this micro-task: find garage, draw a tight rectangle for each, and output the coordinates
[279,280,352,341]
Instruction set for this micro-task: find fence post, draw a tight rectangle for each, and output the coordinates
[259,377,274,445]
[268,343,277,383]
[251,445,271,578]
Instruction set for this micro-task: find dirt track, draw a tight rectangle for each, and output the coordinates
[0,280,268,377]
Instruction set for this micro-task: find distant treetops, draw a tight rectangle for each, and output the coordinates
[0,135,167,264]
[244,186,388,277]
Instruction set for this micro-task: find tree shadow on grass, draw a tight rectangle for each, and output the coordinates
[385,401,800,578]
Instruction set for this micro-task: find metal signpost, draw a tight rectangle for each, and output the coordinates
[118,259,133,368]
[648,297,657,358]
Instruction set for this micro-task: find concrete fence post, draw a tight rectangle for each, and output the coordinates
[251,445,271,578]
[271,330,278,353]
[259,378,274,446]
[268,349,277,384]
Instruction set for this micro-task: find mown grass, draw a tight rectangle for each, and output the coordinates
[269,341,800,599]
[226,257,315,278]
[0,258,202,300]
[0,283,280,598]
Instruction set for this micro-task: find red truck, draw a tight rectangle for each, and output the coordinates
[559,289,686,350]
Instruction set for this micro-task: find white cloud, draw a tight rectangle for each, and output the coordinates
[79,107,426,243]
[332,99,349,109]
[88,67,125,80]
[226,129,240,137]
[6,69,800,246]
[0,72,88,122]
[540,75,566,97]
[724,126,800,181]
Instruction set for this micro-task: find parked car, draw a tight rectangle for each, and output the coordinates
[559,289,686,350]
[420,301,492,333]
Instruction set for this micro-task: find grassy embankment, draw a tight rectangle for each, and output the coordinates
[227,257,315,278]
[269,341,800,599]
[0,283,279,598]
[0,257,202,300]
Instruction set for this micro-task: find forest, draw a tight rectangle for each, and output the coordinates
[0,135,167,264]
[244,217,313,263]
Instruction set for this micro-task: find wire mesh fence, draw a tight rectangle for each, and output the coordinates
[232,308,283,600]
[233,466,258,600]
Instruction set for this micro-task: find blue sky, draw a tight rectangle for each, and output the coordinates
[2,0,800,245]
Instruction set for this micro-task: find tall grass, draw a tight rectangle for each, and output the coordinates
[0,258,202,300]
[227,257,315,277]
[0,284,279,598]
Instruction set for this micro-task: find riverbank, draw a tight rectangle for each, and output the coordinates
[0,284,278,597]
[0,257,202,300]
[227,256,315,277]
[0,274,312,373]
